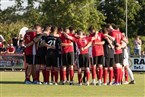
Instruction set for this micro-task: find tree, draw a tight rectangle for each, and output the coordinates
[98,0,141,36]
[40,0,105,31]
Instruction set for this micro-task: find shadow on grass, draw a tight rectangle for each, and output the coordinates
[0,81,24,84]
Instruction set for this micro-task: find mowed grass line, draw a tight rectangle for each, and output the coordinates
[0,72,144,97]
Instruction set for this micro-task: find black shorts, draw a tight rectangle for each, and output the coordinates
[93,56,104,66]
[35,56,46,65]
[46,53,57,67]
[78,54,89,68]
[62,52,74,67]
[114,54,123,64]
[25,55,36,65]
[104,58,114,67]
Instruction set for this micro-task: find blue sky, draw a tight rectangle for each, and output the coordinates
[0,0,39,10]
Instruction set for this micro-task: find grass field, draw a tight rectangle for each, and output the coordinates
[0,72,145,97]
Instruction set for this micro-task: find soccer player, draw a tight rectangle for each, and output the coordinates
[59,28,75,85]
[87,27,105,86]
[121,34,135,84]
[106,24,125,85]
[102,28,115,85]
[34,24,47,84]
[63,30,94,86]
[24,30,37,84]
[43,26,61,85]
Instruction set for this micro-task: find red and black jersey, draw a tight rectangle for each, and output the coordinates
[24,31,36,55]
[92,33,105,57]
[60,33,74,53]
[110,30,124,54]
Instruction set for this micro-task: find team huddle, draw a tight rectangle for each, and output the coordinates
[24,24,135,86]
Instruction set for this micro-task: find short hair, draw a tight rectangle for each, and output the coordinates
[51,26,57,32]
[102,28,108,34]
[69,26,74,32]
[33,24,41,29]
[76,30,83,35]
[88,26,95,32]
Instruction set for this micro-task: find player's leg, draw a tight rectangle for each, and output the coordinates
[98,56,104,86]
[119,54,123,84]
[123,58,135,84]
[92,56,97,85]
[35,56,41,84]
[62,53,67,85]
[53,55,59,85]
[103,58,109,85]
[45,54,52,84]
[85,54,90,86]
[108,58,114,85]
[68,52,74,85]
[25,55,33,84]
[78,54,83,85]
[114,54,121,85]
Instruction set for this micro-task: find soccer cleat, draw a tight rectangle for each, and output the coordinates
[37,82,42,85]
[49,82,53,85]
[54,83,58,85]
[78,83,82,86]
[113,83,120,86]
[129,80,136,84]
[69,81,74,85]
[25,80,32,84]
[33,81,38,84]
[98,80,102,86]
[123,81,129,84]
[103,83,107,86]
[108,82,113,86]
[43,82,48,85]
[86,81,90,86]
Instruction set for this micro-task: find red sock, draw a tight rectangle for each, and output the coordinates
[54,70,58,83]
[26,76,30,81]
[119,68,123,83]
[98,66,103,80]
[45,70,50,82]
[42,69,46,82]
[125,67,128,82]
[36,70,40,82]
[116,68,120,83]
[62,70,66,82]
[103,68,108,84]
[78,72,82,83]
[70,69,74,81]
[86,70,90,82]
[109,68,113,83]
[96,68,99,80]
[92,66,96,79]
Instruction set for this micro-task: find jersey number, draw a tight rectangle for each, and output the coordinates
[47,40,56,46]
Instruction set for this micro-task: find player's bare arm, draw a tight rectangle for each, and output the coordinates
[93,41,105,46]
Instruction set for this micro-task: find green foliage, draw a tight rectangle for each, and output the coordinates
[0,21,29,41]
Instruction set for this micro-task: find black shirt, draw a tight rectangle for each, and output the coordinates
[12,37,18,47]
[103,39,115,58]
[45,34,61,56]
[36,34,47,56]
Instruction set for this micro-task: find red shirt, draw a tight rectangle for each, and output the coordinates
[60,33,74,53]
[24,32,36,55]
[92,33,104,56]
[0,42,3,48]
[73,37,92,54]
[110,30,124,54]
[8,46,15,52]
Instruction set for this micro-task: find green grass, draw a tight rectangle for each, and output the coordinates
[0,72,145,97]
